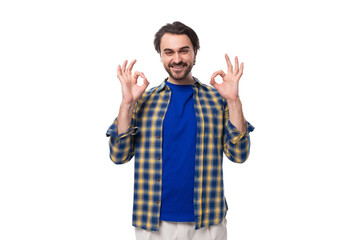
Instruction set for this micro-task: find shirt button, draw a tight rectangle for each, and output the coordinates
[156,178,160,182]
[156,135,160,139]
[156,201,160,204]
[157,156,160,160]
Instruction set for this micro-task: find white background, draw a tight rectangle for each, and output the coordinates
[1,0,359,239]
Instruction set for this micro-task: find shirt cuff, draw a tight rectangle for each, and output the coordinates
[106,118,139,139]
[225,120,255,144]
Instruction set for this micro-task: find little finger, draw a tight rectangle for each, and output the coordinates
[117,64,122,79]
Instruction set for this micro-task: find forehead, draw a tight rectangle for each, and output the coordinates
[160,33,193,51]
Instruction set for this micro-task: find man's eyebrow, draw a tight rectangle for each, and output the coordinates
[163,46,191,52]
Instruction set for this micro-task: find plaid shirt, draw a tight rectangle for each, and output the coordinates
[106,77,254,231]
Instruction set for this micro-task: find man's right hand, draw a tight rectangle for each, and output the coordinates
[117,59,150,105]
[116,60,149,135]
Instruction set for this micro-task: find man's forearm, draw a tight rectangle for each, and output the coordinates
[227,97,246,133]
[117,101,135,135]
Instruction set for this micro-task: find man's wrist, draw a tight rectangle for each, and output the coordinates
[120,100,136,112]
[226,96,241,106]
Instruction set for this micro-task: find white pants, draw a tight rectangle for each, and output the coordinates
[134,218,227,240]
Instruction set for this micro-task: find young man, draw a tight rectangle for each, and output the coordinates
[106,21,254,240]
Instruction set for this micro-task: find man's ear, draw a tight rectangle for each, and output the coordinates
[194,50,198,65]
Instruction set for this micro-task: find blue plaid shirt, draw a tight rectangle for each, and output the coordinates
[106,77,254,231]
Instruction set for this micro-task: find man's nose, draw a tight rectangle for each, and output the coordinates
[173,53,181,63]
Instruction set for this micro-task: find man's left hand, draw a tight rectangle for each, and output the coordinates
[210,54,244,103]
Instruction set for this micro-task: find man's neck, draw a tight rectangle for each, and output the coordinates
[167,75,195,85]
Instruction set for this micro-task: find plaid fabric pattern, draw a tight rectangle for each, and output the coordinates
[106,78,254,231]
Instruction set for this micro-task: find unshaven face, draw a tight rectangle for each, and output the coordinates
[160,33,196,84]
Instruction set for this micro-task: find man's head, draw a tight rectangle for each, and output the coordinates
[154,22,200,83]
[154,21,200,54]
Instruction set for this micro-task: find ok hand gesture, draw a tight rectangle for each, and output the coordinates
[117,59,150,105]
[210,54,244,102]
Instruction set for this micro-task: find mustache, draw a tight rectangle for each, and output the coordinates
[169,62,187,67]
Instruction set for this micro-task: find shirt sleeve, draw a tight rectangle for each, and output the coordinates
[106,117,139,164]
[223,106,255,163]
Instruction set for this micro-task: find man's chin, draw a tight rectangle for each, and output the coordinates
[167,70,186,81]
[165,65,193,81]
[171,70,192,81]
[171,73,187,81]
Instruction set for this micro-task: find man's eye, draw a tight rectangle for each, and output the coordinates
[181,50,188,53]
[165,52,173,55]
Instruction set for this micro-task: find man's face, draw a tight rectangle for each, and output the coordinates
[160,33,196,82]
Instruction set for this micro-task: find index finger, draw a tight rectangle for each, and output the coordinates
[133,71,146,83]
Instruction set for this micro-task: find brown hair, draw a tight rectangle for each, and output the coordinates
[154,21,200,54]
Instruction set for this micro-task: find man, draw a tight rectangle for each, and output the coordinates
[106,21,254,240]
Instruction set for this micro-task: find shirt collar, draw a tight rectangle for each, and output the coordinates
[156,77,205,93]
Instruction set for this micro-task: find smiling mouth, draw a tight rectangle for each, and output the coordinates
[171,64,186,71]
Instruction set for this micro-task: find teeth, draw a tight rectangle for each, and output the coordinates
[172,65,185,69]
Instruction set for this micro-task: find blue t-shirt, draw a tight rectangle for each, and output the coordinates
[160,81,197,222]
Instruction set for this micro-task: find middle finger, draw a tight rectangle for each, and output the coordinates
[225,54,233,73]
[122,60,128,74]
[234,56,239,74]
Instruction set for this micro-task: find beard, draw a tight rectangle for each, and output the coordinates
[164,61,194,81]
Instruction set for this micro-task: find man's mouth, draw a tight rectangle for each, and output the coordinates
[170,63,187,70]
